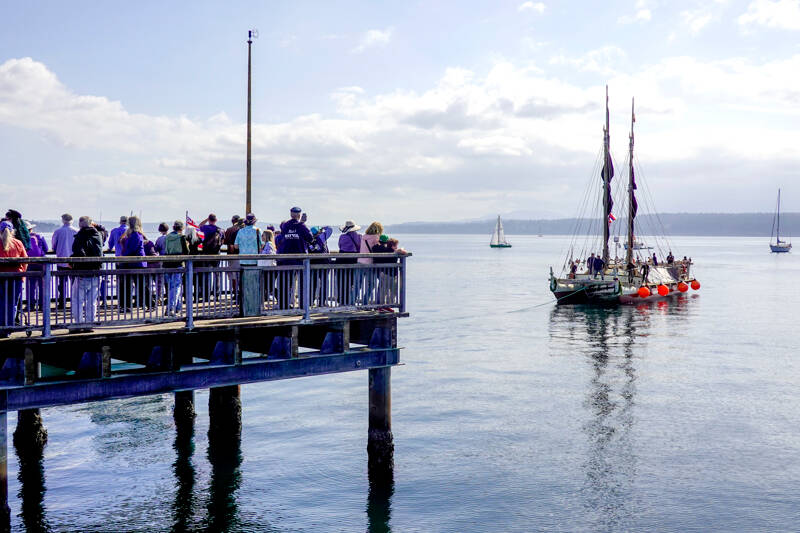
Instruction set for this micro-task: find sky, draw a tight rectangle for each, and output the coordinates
[1,0,800,225]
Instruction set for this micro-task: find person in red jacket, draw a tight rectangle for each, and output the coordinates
[0,220,28,337]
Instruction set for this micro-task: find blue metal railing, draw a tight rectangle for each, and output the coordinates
[0,253,408,337]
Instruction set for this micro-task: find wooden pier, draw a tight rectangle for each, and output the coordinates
[0,253,407,527]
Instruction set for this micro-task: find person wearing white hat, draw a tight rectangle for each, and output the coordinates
[337,220,362,265]
[336,220,363,305]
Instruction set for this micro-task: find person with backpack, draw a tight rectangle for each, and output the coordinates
[70,216,104,328]
[309,226,333,305]
[198,214,225,300]
[163,220,190,316]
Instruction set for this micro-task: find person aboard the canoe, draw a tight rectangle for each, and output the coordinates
[626,260,636,282]
[593,253,605,279]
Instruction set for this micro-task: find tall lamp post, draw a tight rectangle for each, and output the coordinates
[246,29,258,214]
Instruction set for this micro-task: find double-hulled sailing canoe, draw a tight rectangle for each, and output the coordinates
[548,87,699,305]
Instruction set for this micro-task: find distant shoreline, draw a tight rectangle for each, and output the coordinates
[386,213,799,237]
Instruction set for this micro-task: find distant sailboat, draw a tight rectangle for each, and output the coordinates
[770,188,792,253]
[490,215,512,248]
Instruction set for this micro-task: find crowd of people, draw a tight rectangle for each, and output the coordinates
[0,207,407,336]
[566,250,692,283]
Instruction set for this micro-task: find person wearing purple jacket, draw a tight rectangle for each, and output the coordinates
[24,223,48,311]
[107,216,128,256]
[119,216,146,311]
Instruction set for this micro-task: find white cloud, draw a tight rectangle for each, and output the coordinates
[550,46,628,75]
[681,9,713,34]
[738,0,800,30]
[3,55,800,222]
[618,8,652,24]
[351,28,393,53]
[518,2,546,13]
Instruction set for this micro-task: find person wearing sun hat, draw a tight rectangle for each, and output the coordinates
[337,220,362,265]
[233,213,262,265]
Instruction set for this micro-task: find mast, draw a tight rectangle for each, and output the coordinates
[246,30,254,215]
[777,188,781,242]
[602,85,611,264]
[626,98,635,266]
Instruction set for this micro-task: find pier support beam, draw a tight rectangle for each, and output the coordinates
[208,385,242,440]
[368,367,394,475]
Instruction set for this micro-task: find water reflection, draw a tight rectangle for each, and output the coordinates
[366,463,394,533]
[205,427,242,531]
[15,440,52,533]
[549,303,670,532]
[171,424,196,533]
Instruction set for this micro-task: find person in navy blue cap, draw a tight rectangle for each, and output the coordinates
[277,207,314,308]
[278,207,313,259]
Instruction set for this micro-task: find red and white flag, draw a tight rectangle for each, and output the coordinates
[186,215,205,240]
[608,213,616,223]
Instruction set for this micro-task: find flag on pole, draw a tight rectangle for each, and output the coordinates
[608,213,616,223]
[186,214,205,240]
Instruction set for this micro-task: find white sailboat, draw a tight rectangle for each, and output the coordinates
[770,188,792,253]
[490,215,512,248]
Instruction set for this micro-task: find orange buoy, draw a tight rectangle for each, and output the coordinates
[678,282,688,292]
[657,285,669,296]
[691,280,701,290]
[638,286,651,298]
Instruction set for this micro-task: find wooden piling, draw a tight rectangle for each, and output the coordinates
[13,410,48,456]
[368,367,394,473]
[208,385,242,440]
[173,390,196,439]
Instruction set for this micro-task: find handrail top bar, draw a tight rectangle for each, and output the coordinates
[0,252,412,263]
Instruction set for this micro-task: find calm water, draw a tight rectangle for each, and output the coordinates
[8,235,800,532]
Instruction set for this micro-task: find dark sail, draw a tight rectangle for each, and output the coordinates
[602,154,614,218]
[630,166,638,219]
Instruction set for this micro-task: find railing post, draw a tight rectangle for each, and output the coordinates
[302,258,311,320]
[399,255,406,313]
[42,263,52,338]
[185,258,194,330]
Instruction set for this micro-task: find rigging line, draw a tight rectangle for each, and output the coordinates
[561,145,604,273]
[518,286,589,310]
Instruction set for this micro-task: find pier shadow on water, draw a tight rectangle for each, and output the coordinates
[549,300,690,532]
